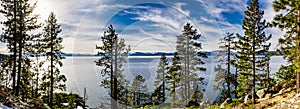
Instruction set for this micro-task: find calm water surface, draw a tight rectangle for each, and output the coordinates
[60,56,286,108]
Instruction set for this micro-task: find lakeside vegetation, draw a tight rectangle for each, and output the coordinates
[0,0,299,109]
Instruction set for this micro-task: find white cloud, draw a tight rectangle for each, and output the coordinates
[200,17,215,24]
[197,0,248,20]
[173,3,190,17]
[260,0,285,51]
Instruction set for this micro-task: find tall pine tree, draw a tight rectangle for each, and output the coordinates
[176,23,207,106]
[166,52,181,107]
[41,12,66,108]
[95,25,130,109]
[234,0,271,104]
[272,0,300,92]
[129,75,148,106]
[153,53,168,104]
[214,32,236,102]
[0,0,41,97]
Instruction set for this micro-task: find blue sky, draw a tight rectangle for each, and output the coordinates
[0,0,284,54]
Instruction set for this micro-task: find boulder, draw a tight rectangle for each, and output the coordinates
[257,88,267,99]
[265,94,271,99]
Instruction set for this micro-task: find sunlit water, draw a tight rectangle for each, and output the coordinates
[60,56,286,108]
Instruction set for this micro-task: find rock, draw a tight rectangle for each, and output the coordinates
[280,102,286,107]
[220,98,231,108]
[265,94,271,99]
[257,88,266,99]
[287,98,295,103]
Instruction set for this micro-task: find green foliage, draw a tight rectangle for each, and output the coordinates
[275,65,295,82]
[166,52,181,107]
[245,105,256,109]
[95,25,130,108]
[153,53,168,104]
[41,92,84,109]
[228,98,243,107]
[130,75,149,106]
[272,0,299,78]
[208,105,221,109]
[214,32,236,102]
[234,0,272,104]
[98,102,105,109]
[0,0,42,98]
[152,84,164,105]
[26,98,49,109]
[175,23,207,105]
[40,12,66,107]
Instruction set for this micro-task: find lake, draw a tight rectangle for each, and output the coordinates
[60,56,286,108]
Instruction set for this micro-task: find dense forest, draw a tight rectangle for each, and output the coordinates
[0,0,300,109]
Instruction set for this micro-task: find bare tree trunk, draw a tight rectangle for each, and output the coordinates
[12,0,17,95]
[187,36,190,103]
[113,40,118,109]
[50,28,54,108]
[227,41,231,99]
[252,31,256,104]
[16,7,23,96]
[297,5,300,93]
[110,38,114,109]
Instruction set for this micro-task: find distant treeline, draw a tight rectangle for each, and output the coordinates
[60,51,282,57]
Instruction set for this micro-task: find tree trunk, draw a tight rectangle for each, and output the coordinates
[162,66,165,103]
[16,8,23,96]
[50,28,54,108]
[113,40,118,109]
[227,41,231,99]
[297,4,300,93]
[35,56,39,98]
[12,0,17,95]
[252,32,256,104]
[187,36,190,103]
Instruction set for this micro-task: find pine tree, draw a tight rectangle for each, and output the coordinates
[214,32,236,102]
[189,83,202,106]
[176,23,207,105]
[29,37,45,98]
[166,52,181,107]
[129,75,148,106]
[152,84,163,105]
[95,25,130,109]
[153,53,168,104]
[0,0,18,94]
[272,0,300,92]
[275,65,295,81]
[234,0,271,104]
[117,80,130,108]
[0,0,41,97]
[41,12,66,108]
[0,57,12,88]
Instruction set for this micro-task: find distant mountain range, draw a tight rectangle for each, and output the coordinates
[63,51,281,57]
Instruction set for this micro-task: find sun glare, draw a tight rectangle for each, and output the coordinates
[34,0,52,21]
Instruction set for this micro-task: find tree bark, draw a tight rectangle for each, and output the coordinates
[50,25,54,108]
[113,39,118,109]
[12,0,17,95]
[252,31,256,104]
[227,40,231,99]
[297,4,300,93]
[16,6,23,96]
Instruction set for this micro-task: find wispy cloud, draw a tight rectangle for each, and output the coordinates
[197,0,248,20]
